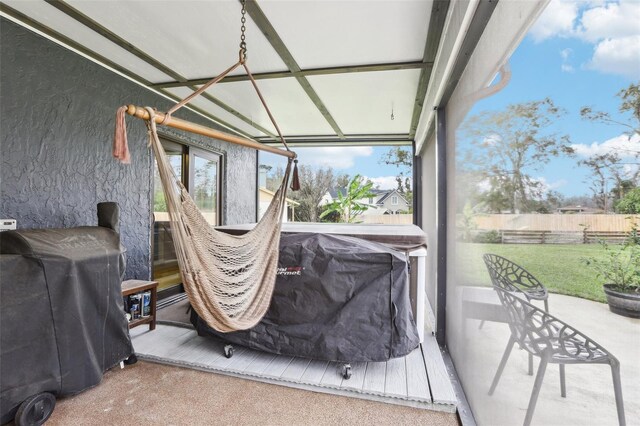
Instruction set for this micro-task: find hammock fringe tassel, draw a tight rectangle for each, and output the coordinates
[290,159,300,191]
[113,105,130,164]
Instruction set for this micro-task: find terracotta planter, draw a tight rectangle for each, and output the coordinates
[603,284,640,319]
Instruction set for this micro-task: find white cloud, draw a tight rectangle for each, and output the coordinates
[529,0,579,42]
[536,177,569,192]
[529,0,640,79]
[560,47,575,72]
[571,133,640,158]
[622,163,640,179]
[587,35,640,79]
[365,175,399,190]
[477,178,492,193]
[576,1,640,42]
[295,146,373,169]
[481,134,501,147]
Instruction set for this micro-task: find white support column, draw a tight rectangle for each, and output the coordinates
[410,247,428,343]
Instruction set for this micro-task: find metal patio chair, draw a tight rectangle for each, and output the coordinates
[483,253,551,374]
[489,283,625,426]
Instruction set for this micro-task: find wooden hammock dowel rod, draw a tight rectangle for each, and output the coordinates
[125,104,296,159]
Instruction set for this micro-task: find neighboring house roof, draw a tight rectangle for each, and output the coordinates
[259,187,300,206]
[327,188,342,199]
[376,190,408,206]
[325,188,407,203]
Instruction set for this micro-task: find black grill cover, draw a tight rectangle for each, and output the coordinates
[192,233,419,362]
[0,227,133,423]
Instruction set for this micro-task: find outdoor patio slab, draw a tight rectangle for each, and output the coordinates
[452,292,640,426]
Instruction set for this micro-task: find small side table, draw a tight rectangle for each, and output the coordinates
[122,279,158,331]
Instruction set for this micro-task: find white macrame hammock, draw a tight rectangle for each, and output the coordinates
[146,108,293,332]
[113,46,298,332]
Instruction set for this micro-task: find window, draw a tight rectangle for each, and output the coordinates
[259,145,413,224]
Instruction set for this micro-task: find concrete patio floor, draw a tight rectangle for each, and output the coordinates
[45,361,459,426]
[453,292,640,426]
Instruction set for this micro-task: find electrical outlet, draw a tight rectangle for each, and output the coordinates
[0,219,17,231]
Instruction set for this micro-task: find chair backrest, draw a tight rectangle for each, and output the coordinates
[483,253,547,299]
[492,284,610,362]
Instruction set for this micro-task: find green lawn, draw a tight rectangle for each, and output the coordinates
[456,243,609,303]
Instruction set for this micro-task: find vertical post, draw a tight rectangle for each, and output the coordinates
[413,141,422,228]
[255,150,260,222]
[436,107,447,346]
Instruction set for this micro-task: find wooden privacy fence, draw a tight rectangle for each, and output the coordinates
[359,214,413,225]
[498,230,629,244]
[471,214,640,232]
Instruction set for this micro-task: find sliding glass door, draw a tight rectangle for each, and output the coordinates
[153,139,221,295]
[189,147,220,226]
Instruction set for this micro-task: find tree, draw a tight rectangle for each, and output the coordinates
[380,146,413,207]
[579,82,640,209]
[290,165,334,222]
[580,82,640,138]
[461,98,571,213]
[193,160,217,211]
[336,174,350,191]
[319,175,375,223]
[579,153,618,211]
[616,188,640,214]
[265,166,285,192]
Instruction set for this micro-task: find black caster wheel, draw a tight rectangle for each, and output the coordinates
[124,354,138,365]
[15,392,56,426]
[224,344,234,359]
[342,364,352,380]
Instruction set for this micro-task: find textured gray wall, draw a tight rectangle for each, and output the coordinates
[0,19,256,280]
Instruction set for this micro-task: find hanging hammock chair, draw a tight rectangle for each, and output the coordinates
[112,3,299,332]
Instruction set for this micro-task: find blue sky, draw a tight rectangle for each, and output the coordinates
[460,0,640,197]
[260,145,410,190]
[262,0,640,196]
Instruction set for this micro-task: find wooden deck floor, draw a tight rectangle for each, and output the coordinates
[131,325,457,413]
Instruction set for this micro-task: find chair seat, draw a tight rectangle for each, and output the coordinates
[549,337,610,363]
[523,288,547,301]
[524,334,610,363]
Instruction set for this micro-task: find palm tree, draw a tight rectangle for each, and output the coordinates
[320,175,375,223]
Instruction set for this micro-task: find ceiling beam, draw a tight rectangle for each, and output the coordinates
[43,0,278,139]
[243,0,346,140]
[0,2,256,140]
[1,3,150,85]
[408,0,451,139]
[152,61,434,89]
[255,134,413,147]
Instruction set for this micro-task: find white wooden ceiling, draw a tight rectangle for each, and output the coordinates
[2,0,443,145]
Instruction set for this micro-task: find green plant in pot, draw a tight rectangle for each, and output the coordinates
[584,237,640,318]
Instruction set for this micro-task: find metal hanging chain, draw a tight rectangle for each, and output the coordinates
[240,0,247,61]
[156,0,295,158]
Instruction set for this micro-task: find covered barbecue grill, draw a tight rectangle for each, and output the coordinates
[0,203,134,425]
[191,233,420,365]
